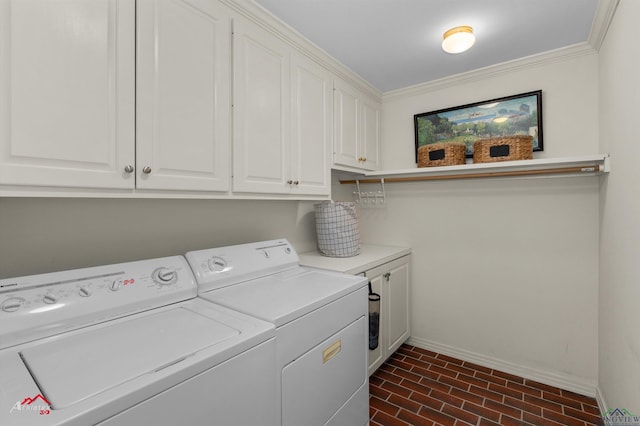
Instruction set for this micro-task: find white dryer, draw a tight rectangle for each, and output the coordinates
[186,239,369,426]
[0,256,276,426]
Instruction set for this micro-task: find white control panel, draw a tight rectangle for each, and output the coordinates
[0,256,196,350]
[186,239,299,292]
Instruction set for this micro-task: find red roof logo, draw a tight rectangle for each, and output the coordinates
[21,394,50,406]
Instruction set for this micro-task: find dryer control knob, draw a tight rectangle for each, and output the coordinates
[43,294,57,304]
[78,286,91,297]
[208,257,227,272]
[153,268,177,286]
[1,297,24,313]
[110,280,121,291]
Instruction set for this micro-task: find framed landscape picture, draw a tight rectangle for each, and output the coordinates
[414,90,543,161]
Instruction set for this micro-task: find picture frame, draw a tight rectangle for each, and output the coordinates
[414,90,543,161]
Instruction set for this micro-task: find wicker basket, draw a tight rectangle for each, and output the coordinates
[473,135,533,163]
[418,142,466,167]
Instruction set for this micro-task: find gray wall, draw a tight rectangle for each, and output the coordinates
[0,198,317,278]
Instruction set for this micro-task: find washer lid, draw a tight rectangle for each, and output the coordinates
[200,267,367,327]
[20,307,239,409]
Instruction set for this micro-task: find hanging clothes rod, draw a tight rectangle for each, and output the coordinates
[340,164,602,184]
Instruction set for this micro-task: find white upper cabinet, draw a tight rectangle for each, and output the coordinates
[361,96,381,170]
[233,16,330,196]
[333,78,380,171]
[0,0,232,193]
[136,0,231,192]
[232,16,290,194]
[289,53,332,195]
[0,0,135,189]
[0,0,354,198]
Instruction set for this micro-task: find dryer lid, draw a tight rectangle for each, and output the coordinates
[20,307,239,409]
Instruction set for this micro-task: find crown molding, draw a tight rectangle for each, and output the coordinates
[222,0,382,98]
[382,43,597,102]
[588,0,620,50]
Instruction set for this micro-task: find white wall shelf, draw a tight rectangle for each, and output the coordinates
[338,154,610,184]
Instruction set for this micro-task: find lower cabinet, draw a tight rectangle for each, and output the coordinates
[365,255,411,375]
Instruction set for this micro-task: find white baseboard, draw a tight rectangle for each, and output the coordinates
[596,386,608,416]
[407,337,597,397]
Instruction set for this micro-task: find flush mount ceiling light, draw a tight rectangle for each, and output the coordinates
[442,26,475,54]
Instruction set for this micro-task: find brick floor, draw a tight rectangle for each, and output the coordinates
[370,344,603,426]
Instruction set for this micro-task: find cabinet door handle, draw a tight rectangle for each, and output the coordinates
[287,180,293,184]
[142,166,152,174]
[384,272,391,281]
[123,165,134,174]
[293,180,299,185]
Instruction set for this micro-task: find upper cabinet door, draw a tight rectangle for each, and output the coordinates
[333,77,380,171]
[233,16,291,194]
[290,53,331,195]
[333,79,360,169]
[361,95,381,171]
[136,0,231,192]
[0,0,135,189]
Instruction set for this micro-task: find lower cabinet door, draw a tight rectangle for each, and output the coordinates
[281,316,367,426]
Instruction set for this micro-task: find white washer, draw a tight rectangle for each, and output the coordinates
[0,256,276,426]
[186,239,369,426]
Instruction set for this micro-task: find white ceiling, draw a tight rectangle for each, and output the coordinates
[253,0,600,92]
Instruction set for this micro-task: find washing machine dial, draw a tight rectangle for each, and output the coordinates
[78,286,91,297]
[208,256,227,273]
[109,280,121,291]
[153,268,177,286]
[43,294,58,304]
[1,297,24,313]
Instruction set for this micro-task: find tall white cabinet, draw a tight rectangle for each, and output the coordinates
[0,0,135,189]
[232,16,331,195]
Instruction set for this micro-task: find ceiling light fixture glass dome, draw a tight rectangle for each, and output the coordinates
[442,26,475,54]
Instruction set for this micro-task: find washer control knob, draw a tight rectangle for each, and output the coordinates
[78,286,91,297]
[1,297,24,313]
[110,280,121,291]
[153,268,177,286]
[208,257,227,272]
[43,294,57,304]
